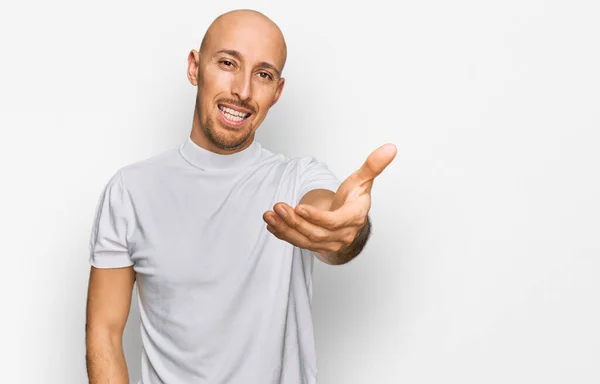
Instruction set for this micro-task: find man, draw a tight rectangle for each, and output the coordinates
[85,9,396,384]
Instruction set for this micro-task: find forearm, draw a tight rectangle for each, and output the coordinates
[86,330,129,384]
[326,214,372,265]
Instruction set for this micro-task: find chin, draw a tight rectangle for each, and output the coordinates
[204,118,254,151]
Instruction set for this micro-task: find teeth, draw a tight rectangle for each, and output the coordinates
[220,105,249,118]
[222,110,244,122]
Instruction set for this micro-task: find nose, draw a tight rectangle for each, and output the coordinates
[231,70,252,101]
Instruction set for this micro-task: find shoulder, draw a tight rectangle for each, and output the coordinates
[116,146,181,186]
[257,143,325,174]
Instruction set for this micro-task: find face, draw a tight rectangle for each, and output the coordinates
[187,16,286,154]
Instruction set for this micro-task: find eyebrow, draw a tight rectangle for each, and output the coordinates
[215,49,281,78]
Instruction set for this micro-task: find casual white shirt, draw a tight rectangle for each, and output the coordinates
[89,137,341,384]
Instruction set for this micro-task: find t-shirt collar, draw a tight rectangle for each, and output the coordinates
[179,136,262,171]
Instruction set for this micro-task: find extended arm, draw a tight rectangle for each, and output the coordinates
[264,188,372,265]
[263,144,396,265]
[323,213,371,265]
[298,189,372,265]
[85,266,135,383]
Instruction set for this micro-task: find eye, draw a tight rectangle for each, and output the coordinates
[258,71,273,80]
[220,60,234,67]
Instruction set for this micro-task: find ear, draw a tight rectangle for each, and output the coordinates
[270,77,285,107]
[187,49,201,86]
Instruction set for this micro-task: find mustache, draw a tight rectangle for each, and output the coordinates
[217,98,256,114]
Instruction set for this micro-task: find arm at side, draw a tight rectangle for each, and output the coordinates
[85,266,135,384]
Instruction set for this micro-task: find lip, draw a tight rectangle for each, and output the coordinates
[217,106,252,127]
[218,103,253,115]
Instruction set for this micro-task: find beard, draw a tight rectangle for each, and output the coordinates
[198,102,255,151]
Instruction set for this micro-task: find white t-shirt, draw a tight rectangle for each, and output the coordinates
[89,137,341,384]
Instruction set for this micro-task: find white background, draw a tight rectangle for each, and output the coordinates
[1,0,599,383]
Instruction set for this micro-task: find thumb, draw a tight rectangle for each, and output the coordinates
[330,143,397,211]
[354,143,398,183]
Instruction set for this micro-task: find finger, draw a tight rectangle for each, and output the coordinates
[263,211,279,227]
[354,143,397,184]
[274,203,333,242]
[296,195,370,230]
[273,203,358,244]
[265,221,345,253]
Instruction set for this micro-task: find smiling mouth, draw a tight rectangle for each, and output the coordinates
[218,104,252,125]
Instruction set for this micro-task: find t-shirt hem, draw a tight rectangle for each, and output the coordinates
[89,254,134,269]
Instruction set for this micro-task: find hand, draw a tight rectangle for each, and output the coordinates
[263,143,397,257]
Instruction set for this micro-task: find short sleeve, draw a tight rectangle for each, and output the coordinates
[296,157,341,205]
[89,170,135,268]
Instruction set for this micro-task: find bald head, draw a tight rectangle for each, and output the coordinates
[199,9,287,73]
[186,9,288,154]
